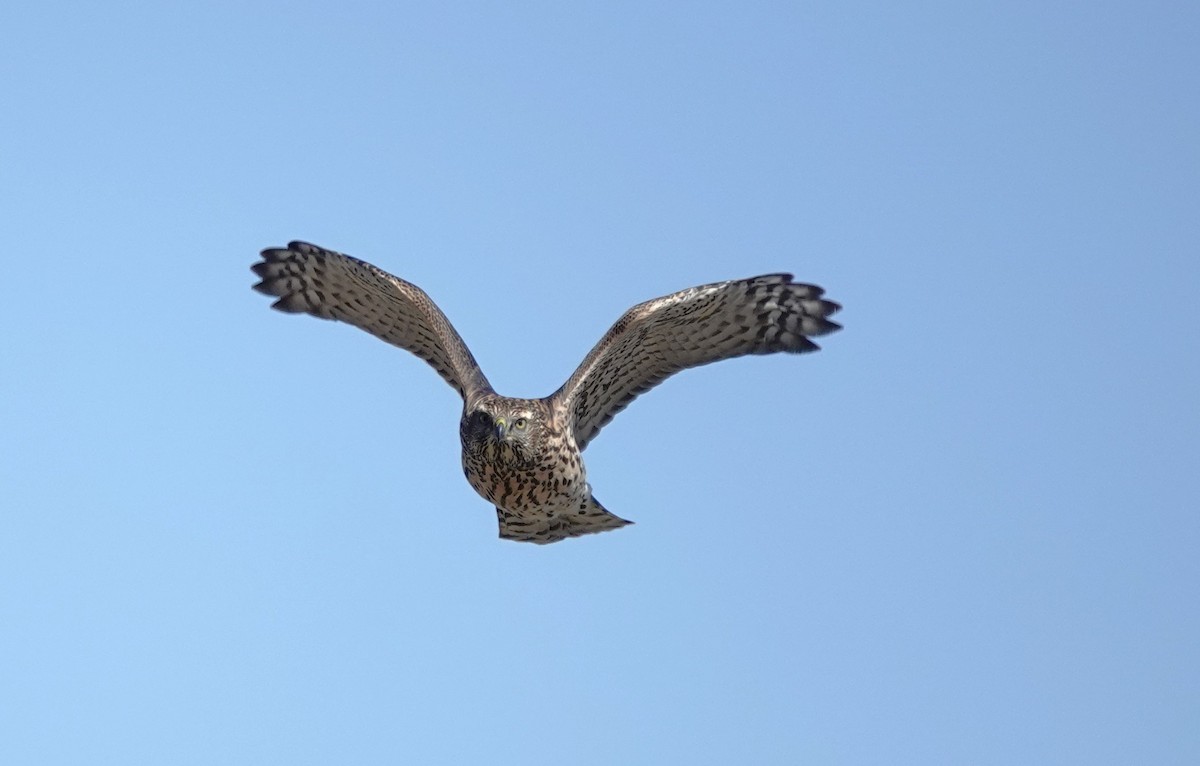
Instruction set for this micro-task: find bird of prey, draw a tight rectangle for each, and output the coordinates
[252,241,841,544]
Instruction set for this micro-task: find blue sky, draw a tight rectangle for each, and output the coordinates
[2,1,1197,763]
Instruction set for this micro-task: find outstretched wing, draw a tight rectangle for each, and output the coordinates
[551,274,841,450]
[252,241,493,402]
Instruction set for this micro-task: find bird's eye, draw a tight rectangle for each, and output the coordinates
[514,417,528,430]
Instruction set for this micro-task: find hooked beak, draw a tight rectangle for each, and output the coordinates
[494,416,508,441]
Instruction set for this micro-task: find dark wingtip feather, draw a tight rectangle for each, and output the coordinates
[270,296,309,314]
[258,246,290,260]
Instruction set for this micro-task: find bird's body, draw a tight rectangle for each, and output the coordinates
[252,241,841,543]
[458,395,626,543]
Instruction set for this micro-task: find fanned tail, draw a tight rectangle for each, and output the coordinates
[497,496,633,544]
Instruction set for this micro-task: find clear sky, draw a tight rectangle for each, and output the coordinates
[2,2,1197,764]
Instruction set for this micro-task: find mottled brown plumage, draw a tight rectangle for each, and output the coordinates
[252,241,841,544]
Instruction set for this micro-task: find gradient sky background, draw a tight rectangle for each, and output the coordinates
[2,2,1197,764]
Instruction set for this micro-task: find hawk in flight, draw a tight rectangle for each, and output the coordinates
[252,242,841,544]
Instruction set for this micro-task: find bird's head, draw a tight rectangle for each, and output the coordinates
[462,398,546,463]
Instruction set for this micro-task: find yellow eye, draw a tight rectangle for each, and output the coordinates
[514,417,528,430]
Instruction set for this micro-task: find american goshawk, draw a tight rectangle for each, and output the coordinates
[252,242,841,544]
